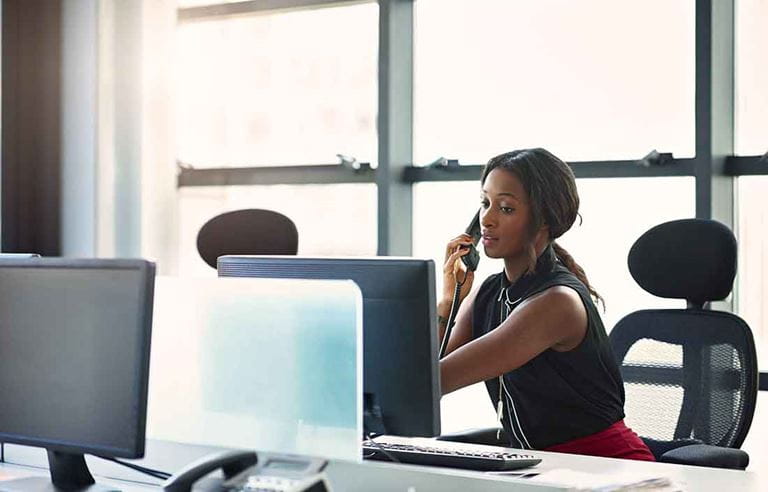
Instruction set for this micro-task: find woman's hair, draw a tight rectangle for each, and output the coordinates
[480,148,603,305]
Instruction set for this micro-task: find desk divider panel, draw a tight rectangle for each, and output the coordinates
[147,276,362,461]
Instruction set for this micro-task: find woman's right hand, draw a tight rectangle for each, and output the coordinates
[440,234,476,314]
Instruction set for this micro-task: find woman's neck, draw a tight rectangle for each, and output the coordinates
[502,257,529,284]
[503,241,550,284]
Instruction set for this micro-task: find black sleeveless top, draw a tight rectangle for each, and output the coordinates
[471,245,625,450]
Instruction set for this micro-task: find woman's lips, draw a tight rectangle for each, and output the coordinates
[481,237,497,247]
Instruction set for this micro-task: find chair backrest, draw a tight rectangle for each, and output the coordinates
[610,219,758,449]
[196,209,298,268]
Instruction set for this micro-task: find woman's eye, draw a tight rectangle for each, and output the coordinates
[501,207,515,214]
[480,200,490,209]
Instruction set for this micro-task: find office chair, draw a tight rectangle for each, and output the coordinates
[610,218,757,470]
[196,209,298,268]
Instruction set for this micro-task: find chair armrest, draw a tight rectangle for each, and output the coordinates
[436,427,508,447]
[641,437,703,459]
[660,444,749,470]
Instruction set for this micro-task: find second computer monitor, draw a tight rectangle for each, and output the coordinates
[218,256,441,437]
[0,258,155,490]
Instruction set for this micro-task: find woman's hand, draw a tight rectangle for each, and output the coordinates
[440,234,476,315]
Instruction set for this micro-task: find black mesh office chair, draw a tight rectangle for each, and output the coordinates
[196,209,298,268]
[610,218,757,469]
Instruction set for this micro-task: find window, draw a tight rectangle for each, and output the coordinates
[413,0,695,164]
[178,184,377,276]
[736,176,768,366]
[174,2,379,277]
[735,0,768,156]
[413,177,694,432]
[559,177,695,329]
[176,2,378,167]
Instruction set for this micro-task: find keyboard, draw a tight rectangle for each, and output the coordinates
[362,436,541,472]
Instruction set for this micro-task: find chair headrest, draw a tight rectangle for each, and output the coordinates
[628,219,736,305]
[197,209,298,268]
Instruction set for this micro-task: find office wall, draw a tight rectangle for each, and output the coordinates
[58,0,178,272]
[1,0,61,255]
[61,0,97,257]
[137,0,178,273]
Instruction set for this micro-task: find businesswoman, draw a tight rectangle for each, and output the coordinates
[438,148,654,461]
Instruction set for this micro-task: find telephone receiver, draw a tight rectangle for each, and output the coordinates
[163,450,329,492]
[460,210,481,272]
[439,210,482,359]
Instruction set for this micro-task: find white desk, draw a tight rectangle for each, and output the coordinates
[323,445,765,492]
[1,439,764,491]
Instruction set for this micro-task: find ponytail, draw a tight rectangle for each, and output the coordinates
[551,242,604,308]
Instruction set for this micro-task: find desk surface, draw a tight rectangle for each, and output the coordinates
[327,446,764,492]
[0,439,764,491]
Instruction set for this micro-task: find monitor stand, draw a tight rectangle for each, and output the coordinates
[0,451,119,492]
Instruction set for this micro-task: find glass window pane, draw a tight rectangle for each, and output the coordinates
[176,3,378,167]
[178,184,377,276]
[558,177,695,330]
[736,176,768,368]
[413,0,695,164]
[735,0,768,156]
[413,176,694,432]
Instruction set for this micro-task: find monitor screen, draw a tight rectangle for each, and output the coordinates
[0,258,155,489]
[218,256,440,437]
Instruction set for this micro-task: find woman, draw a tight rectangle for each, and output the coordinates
[438,148,654,461]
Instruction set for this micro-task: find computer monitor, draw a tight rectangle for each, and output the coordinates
[0,258,155,491]
[217,256,441,438]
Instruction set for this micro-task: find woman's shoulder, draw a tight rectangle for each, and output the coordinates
[527,265,599,315]
[537,263,588,293]
[526,284,584,310]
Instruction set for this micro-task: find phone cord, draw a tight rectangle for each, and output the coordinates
[438,276,466,359]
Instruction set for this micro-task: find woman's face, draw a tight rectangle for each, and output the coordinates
[479,168,540,260]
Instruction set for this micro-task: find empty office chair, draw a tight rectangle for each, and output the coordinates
[610,218,757,469]
[196,209,298,268]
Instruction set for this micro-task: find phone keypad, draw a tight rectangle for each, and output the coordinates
[240,475,299,492]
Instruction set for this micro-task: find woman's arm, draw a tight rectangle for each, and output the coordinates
[437,233,477,355]
[439,285,480,357]
[440,285,587,395]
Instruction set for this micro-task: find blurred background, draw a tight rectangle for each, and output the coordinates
[2,0,767,458]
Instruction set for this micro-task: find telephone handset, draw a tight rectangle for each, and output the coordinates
[460,210,481,272]
[439,210,482,359]
[163,450,329,492]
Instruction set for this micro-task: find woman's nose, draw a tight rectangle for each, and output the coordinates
[480,209,495,228]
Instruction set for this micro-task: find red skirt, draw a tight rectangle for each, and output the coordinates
[544,420,655,461]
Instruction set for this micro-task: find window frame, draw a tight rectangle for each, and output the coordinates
[175,0,763,267]
[175,0,765,387]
